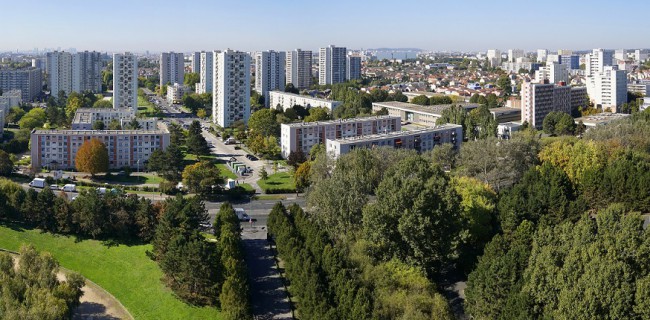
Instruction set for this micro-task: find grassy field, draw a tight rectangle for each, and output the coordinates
[0,224,221,320]
[94,174,163,185]
[216,164,238,180]
[257,172,296,193]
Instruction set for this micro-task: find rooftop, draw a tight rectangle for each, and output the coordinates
[328,124,462,144]
[372,101,479,115]
[282,115,401,128]
[489,107,522,115]
[574,113,631,126]
[270,90,341,103]
[32,129,168,135]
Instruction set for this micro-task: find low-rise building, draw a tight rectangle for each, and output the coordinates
[371,101,479,126]
[489,107,521,123]
[30,129,170,170]
[269,91,342,112]
[325,124,462,158]
[0,89,22,114]
[280,115,401,158]
[167,83,188,104]
[574,112,631,128]
[497,122,522,139]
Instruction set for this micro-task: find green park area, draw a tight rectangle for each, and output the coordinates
[257,171,296,194]
[93,173,163,185]
[0,224,222,320]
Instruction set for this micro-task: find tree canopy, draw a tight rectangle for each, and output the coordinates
[75,138,109,176]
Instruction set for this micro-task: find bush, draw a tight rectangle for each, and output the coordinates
[263,187,296,194]
[159,180,179,195]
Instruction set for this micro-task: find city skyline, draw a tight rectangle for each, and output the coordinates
[2,0,649,53]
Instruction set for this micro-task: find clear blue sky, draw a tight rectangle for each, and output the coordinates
[2,0,648,52]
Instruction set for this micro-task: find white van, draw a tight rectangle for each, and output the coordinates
[29,178,47,188]
[234,208,249,221]
[63,184,77,192]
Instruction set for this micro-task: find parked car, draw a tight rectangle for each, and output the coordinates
[50,184,61,190]
[225,137,236,145]
[245,154,258,161]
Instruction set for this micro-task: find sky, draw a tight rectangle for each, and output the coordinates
[1,0,649,53]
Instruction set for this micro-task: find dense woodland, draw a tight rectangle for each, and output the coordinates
[271,110,650,319]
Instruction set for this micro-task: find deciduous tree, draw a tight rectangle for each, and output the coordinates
[75,138,109,176]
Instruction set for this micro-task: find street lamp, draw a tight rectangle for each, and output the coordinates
[137,159,140,173]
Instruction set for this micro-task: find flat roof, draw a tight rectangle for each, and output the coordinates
[403,91,446,97]
[32,129,168,135]
[328,124,462,144]
[372,101,479,115]
[270,90,341,104]
[489,107,521,115]
[282,115,401,128]
[574,113,631,126]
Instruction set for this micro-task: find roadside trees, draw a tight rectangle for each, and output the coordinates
[75,138,109,176]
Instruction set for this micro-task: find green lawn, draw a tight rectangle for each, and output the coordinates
[94,174,163,185]
[217,164,237,180]
[0,224,221,320]
[257,172,296,193]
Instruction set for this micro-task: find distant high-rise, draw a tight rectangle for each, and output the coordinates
[346,56,362,81]
[585,48,614,76]
[213,50,251,128]
[190,52,201,73]
[319,45,347,85]
[535,63,569,84]
[521,80,573,128]
[486,49,502,67]
[536,49,548,63]
[508,49,524,63]
[558,54,580,70]
[160,52,184,88]
[46,51,73,97]
[113,53,138,110]
[46,51,102,98]
[255,51,286,107]
[196,51,213,94]
[286,49,312,89]
[586,66,627,112]
[0,68,42,101]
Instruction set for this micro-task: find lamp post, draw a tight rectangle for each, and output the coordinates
[137,159,140,173]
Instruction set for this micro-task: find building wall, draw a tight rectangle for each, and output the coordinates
[30,130,170,170]
[319,45,347,85]
[0,90,22,114]
[0,68,42,101]
[213,50,251,128]
[326,125,462,158]
[269,91,341,112]
[286,49,312,89]
[190,52,201,73]
[586,66,627,111]
[196,51,213,94]
[113,53,138,110]
[280,116,401,158]
[47,51,102,97]
[346,56,361,80]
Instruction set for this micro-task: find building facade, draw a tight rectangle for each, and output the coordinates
[521,81,580,128]
[31,129,170,170]
[559,54,580,70]
[346,56,361,80]
[371,101,479,127]
[167,83,188,104]
[487,49,502,67]
[190,52,201,73]
[113,53,138,110]
[269,91,342,112]
[0,90,22,114]
[213,50,251,128]
[255,51,286,107]
[586,48,614,76]
[0,68,42,101]
[160,52,184,88]
[196,51,213,94]
[325,125,462,158]
[319,45,347,85]
[280,115,401,158]
[586,66,627,111]
[535,63,569,84]
[508,49,524,62]
[537,49,548,63]
[46,51,102,97]
[286,49,312,89]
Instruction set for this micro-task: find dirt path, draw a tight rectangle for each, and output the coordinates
[9,254,133,320]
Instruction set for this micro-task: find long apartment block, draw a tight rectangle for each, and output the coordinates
[325,124,463,158]
[280,115,401,158]
[269,91,342,112]
[31,129,170,170]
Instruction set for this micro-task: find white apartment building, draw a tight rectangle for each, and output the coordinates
[160,52,184,88]
[319,45,347,85]
[614,49,627,61]
[71,108,157,131]
[635,50,648,63]
[325,125,462,158]
[280,115,401,158]
[508,49,524,63]
[113,53,138,110]
[196,51,213,94]
[190,52,201,73]
[0,68,42,101]
[628,82,650,97]
[537,49,548,63]
[371,101,479,127]
[486,49,502,67]
[286,49,312,89]
[585,48,614,76]
[213,50,251,128]
[46,51,102,98]
[586,66,627,112]
[167,83,189,104]
[269,91,342,112]
[255,51,286,107]
[346,56,361,80]
[0,89,22,114]
[31,129,170,170]
[521,81,576,128]
[535,63,569,84]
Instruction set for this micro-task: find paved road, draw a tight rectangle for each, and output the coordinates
[241,227,293,320]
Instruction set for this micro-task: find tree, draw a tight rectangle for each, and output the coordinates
[436,104,468,137]
[304,107,330,122]
[258,166,268,180]
[18,108,47,129]
[465,105,498,140]
[126,118,141,130]
[186,120,210,156]
[181,161,223,197]
[0,149,13,176]
[65,92,85,121]
[107,119,122,130]
[183,72,200,90]
[286,149,307,169]
[294,161,311,192]
[75,138,109,176]
[374,107,389,115]
[197,108,207,118]
[248,109,280,137]
[92,120,105,130]
[6,106,25,124]
[411,95,430,105]
[542,111,576,136]
[497,75,512,95]
[285,83,299,94]
[92,99,112,108]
